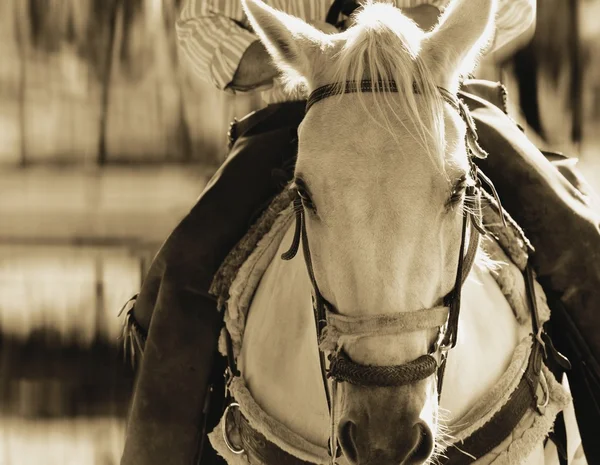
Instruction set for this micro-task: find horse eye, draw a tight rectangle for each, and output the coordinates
[294,178,317,214]
[446,176,468,207]
[298,187,317,213]
[449,187,465,204]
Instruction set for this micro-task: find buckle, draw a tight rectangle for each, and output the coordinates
[431,324,451,363]
[222,402,245,455]
[227,118,238,149]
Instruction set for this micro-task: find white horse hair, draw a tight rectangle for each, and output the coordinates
[210,1,587,464]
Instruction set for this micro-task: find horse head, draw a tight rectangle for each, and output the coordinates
[241,1,497,463]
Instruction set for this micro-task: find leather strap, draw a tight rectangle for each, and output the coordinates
[326,0,360,27]
[548,411,569,465]
[326,0,344,26]
[228,101,307,148]
[231,407,314,465]
[440,330,544,463]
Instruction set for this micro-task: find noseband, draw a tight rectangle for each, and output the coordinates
[280,80,500,458]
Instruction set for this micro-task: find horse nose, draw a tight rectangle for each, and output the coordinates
[407,421,434,464]
[337,419,434,465]
[338,420,359,464]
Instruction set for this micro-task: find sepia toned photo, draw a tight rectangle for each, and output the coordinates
[1,1,599,464]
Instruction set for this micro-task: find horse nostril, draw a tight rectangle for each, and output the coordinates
[338,419,359,465]
[406,421,434,464]
[338,417,433,465]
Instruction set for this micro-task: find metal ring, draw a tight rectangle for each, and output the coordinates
[431,325,450,361]
[537,370,550,410]
[222,402,245,455]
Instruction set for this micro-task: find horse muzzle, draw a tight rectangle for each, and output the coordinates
[335,383,435,465]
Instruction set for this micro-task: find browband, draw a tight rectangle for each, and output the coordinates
[306,80,407,113]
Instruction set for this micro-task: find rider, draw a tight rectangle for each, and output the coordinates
[176,0,536,101]
[120,2,536,465]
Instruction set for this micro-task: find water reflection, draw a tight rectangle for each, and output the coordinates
[0,245,142,465]
[1,417,125,465]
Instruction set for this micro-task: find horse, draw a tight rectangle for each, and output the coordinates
[206,1,586,464]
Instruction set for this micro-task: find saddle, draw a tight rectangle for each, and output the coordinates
[120,79,600,465]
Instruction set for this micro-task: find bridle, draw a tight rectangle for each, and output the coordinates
[279,80,503,459]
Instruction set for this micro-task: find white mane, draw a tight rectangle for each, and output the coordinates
[328,2,446,171]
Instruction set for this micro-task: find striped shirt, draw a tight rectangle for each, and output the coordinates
[176,0,535,103]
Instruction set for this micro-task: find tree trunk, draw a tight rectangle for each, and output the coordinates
[98,0,122,165]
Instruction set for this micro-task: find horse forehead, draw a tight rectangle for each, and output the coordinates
[297,99,469,195]
[301,96,421,137]
[299,106,434,176]
[298,137,444,205]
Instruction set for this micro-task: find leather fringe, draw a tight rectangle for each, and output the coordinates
[480,188,531,271]
[118,295,146,368]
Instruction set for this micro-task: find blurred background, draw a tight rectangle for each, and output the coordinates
[0,0,598,464]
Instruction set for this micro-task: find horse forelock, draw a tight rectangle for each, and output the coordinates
[321,2,447,174]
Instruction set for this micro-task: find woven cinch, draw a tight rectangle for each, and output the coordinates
[208,188,570,465]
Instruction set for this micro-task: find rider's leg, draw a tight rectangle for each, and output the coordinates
[120,101,305,465]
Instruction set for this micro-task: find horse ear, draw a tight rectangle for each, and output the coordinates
[422,0,497,89]
[241,0,329,84]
